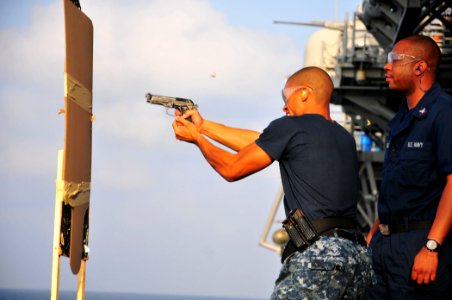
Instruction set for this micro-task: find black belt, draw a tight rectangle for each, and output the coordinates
[380,220,433,235]
[281,217,365,263]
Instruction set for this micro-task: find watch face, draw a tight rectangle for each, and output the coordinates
[426,239,438,251]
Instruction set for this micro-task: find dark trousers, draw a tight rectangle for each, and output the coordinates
[365,229,452,300]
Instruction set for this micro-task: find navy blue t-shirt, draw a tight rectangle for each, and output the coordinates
[255,114,359,220]
[379,83,452,225]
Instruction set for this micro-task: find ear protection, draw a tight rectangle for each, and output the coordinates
[415,65,424,77]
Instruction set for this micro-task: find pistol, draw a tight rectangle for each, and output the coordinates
[146,93,198,120]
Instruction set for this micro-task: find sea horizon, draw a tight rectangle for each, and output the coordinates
[0,288,266,300]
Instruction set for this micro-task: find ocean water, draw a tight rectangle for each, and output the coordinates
[0,289,265,300]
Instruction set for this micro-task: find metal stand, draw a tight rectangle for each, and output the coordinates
[357,151,383,229]
[259,187,285,254]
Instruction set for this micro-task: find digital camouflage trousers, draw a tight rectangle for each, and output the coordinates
[270,236,375,300]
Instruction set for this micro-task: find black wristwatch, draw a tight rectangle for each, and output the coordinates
[425,239,441,252]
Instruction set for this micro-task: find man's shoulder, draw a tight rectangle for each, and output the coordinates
[431,90,452,117]
[266,115,342,133]
[267,115,307,129]
[432,83,452,105]
[260,116,294,139]
[433,93,452,128]
[439,90,452,106]
[264,116,291,131]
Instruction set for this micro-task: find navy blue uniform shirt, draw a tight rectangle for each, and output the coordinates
[256,114,359,221]
[379,83,452,225]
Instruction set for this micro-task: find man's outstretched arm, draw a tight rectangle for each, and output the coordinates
[182,110,260,152]
[172,116,273,182]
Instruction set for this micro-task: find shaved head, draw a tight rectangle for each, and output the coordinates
[397,35,441,73]
[287,66,334,105]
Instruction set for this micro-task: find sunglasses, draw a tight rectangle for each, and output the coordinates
[281,85,313,103]
[387,52,422,65]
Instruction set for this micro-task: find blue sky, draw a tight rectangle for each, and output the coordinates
[0,0,361,298]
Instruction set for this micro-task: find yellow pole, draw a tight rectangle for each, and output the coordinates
[51,150,64,300]
[77,259,87,300]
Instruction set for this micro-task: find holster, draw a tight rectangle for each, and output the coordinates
[281,209,362,263]
[282,208,318,249]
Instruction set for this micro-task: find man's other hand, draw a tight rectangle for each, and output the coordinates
[411,246,438,284]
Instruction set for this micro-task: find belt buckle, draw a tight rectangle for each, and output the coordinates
[379,224,390,236]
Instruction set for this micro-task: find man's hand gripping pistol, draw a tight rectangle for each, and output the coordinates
[146,93,198,121]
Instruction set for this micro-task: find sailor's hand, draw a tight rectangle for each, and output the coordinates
[411,246,438,284]
[172,116,200,144]
[181,109,203,129]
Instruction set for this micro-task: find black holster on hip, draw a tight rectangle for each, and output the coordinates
[281,209,363,263]
[282,208,318,249]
